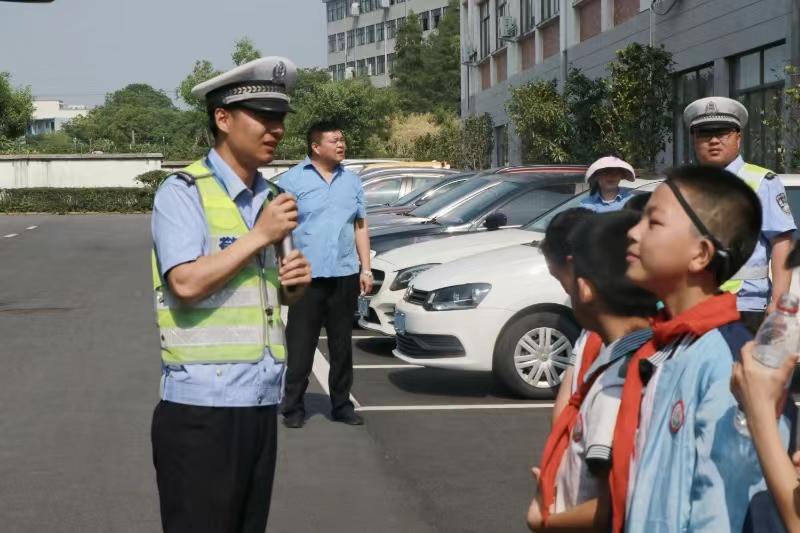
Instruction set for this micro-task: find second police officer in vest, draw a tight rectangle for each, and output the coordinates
[150,57,311,532]
[684,96,796,334]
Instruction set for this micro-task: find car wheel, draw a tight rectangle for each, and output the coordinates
[493,311,580,399]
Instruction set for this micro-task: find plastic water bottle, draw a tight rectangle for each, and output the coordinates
[734,293,800,436]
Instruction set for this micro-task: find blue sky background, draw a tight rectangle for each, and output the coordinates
[0,0,327,106]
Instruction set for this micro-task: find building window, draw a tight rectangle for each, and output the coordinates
[578,0,602,42]
[376,22,384,41]
[432,8,442,29]
[337,63,346,81]
[327,2,336,22]
[420,11,430,31]
[357,59,367,76]
[732,42,788,170]
[673,64,714,166]
[357,27,366,46]
[480,61,491,90]
[347,30,355,48]
[495,0,507,50]
[336,0,346,20]
[479,2,491,58]
[367,24,375,43]
[495,50,508,83]
[387,19,397,39]
[367,56,376,76]
[377,55,386,74]
[388,53,396,75]
[338,32,346,51]
[521,0,535,33]
[541,0,559,21]
[396,16,406,31]
[328,35,337,53]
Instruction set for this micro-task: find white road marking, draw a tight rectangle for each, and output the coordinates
[311,349,361,408]
[3,234,18,238]
[357,403,554,412]
[353,364,422,369]
[25,226,38,230]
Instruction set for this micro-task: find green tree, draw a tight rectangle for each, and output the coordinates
[177,59,221,112]
[392,12,426,112]
[419,0,461,114]
[232,37,261,66]
[507,79,572,164]
[596,43,675,169]
[412,112,493,169]
[564,68,607,163]
[0,72,34,140]
[279,78,397,159]
[292,68,334,100]
[461,113,493,169]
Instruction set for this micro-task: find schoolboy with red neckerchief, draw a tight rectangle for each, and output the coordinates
[612,166,791,533]
[528,211,659,531]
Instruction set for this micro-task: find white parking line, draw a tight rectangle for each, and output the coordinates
[3,234,18,238]
[25,226,38,230]
[312,349,361,408]
[320,335,385,340]
[353,364,422,369]
[357,403,554,412]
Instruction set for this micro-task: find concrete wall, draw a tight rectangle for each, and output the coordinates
[0,154,163,189]
[461,0,796,166]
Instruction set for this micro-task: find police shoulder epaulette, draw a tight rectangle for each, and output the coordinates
[172,171,196,186]
[765,172,776,180]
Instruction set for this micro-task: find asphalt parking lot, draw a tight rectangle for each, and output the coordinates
[0,214,553,533]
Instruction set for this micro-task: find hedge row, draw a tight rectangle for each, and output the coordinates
[0,188,155,214]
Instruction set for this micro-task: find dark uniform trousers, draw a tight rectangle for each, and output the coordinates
[283,274,359,417]
[740,310,766,336]
[151,401,279,533]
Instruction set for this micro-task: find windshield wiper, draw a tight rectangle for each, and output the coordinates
[423,217,441,225]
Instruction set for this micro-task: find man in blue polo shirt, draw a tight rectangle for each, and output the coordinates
[278,122,373,428]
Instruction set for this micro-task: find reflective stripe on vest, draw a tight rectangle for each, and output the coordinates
[720,162,772,294]
[151,159,287,365]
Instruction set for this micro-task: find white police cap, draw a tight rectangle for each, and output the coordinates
[191,56,297,114]
[683,96,748,131]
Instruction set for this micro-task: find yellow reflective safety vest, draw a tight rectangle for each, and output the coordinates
[720,162,773,293]
[151,159,287,365]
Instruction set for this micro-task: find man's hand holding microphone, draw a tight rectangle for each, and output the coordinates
[254,192,311,298]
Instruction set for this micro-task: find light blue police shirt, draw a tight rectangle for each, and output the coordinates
[278,157,366,278]
[151,149,285,407]
[726,156,797,311]
[579,189,632,213]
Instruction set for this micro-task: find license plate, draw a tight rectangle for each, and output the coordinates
[394,311,406,335]
[358,296,370,318]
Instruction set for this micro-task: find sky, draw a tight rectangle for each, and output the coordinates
[0,0,327,107]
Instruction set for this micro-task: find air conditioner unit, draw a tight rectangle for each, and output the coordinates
[350,1,360,16]
[499,16,517,39]
[380,0,391,8]
[345,66,356,79]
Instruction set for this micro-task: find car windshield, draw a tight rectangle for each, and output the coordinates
[434,181,525,225]
[522,184,656,232]
[391,188,426,207]
[410,178,491,218]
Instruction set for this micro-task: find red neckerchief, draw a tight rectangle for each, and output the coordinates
[537,332,604,523]
[609,293,740,533]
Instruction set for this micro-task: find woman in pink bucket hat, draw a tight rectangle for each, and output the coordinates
[580,156,636,213]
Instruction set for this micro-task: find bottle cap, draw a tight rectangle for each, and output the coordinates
[776,293,799,314]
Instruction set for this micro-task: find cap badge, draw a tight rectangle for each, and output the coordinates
[705,101,717,115]
[273,61,287,85]
[669,400,685,433]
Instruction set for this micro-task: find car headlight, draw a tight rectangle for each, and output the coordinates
[390,263,440,291]
[424,283,491,311]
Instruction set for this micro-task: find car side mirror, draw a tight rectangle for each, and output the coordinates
[483,212,507,231]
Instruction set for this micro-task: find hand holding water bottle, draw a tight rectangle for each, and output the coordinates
[732,293,800,437]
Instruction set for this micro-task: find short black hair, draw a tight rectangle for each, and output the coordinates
[666,165,762,281]
[540,208,594,268]
[570,211,660,317]
[307,121,343,156]
[624,192,651,213]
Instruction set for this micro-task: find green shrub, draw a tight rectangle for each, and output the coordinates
[0,188,154,214]
[134,169,169,191]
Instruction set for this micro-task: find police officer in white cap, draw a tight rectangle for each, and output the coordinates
[684,96,796,333]
[150,57,311,532]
